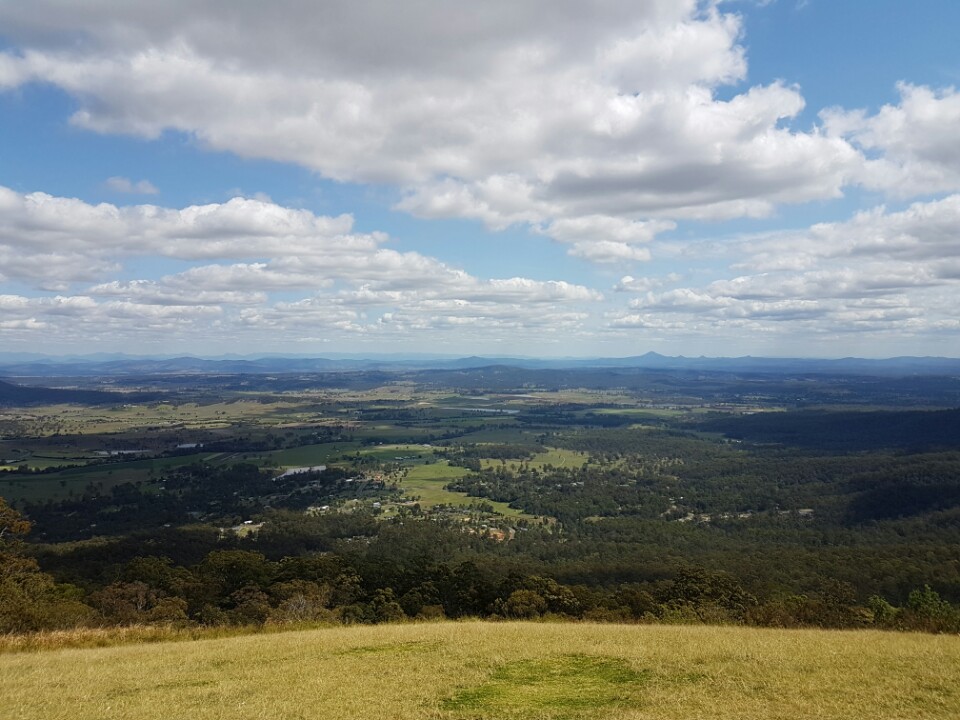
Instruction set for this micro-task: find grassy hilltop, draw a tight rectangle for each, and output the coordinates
[5,622,959,720]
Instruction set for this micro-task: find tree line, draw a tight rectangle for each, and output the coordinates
[3,498,958,635]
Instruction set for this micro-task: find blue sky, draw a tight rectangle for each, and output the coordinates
[1,0,959,358]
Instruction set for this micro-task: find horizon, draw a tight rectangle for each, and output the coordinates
[3,350,960,364]
[2,2,960,358]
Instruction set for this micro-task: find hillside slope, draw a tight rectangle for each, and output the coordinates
[4,622,958,719]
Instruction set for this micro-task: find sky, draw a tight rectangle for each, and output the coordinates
[1,0,959,359]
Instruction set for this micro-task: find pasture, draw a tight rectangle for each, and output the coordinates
[3,621,957,720]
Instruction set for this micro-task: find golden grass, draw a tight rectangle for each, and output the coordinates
[0,624,259,654]
[3,621,958,720]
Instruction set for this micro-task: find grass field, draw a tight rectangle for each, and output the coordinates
[264,442,363,468]
[3,621,958,719]
[480,447,588,472]
[357,444,438,464]
[1,453,225,503]
[394,462,531,519]
[399,461,471,504]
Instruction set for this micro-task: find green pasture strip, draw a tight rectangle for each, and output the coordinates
[351,426,439,440]
[263,442,363,468]
[589,407,699,419]
[53,453,218,477]
[356,444,438,464]
[446,427,538,444]
[5,456,93,470]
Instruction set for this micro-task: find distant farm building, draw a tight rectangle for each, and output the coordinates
[272,465,326,481]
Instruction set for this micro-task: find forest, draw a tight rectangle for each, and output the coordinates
[2,365,959,635]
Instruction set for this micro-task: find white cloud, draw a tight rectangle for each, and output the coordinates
[0,1,876,263]
[0,318,49,330]
[105,176,159,194]
[2,2,960,355]
[0,184,603,349]
[608,195,960,343]
[88,280,267,306]
[537,215,674,262]
[0,52,31,88]
[0,187,380,284]
[567,241,652,264]
[736,194,960,271]
[0,2,712,87]
[823,84,960,196]
[1,4,955,242]
[544,216,674,245]
[614,274,682,293]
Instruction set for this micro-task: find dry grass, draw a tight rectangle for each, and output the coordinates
[0,622,344,655]
[4,621,958,720]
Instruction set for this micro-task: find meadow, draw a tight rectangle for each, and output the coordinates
[397,461,532,519]
[479,447,587,472]
[3,621,958,720]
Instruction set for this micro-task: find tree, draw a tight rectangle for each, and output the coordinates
[195,549,275,600]
[903,585,959,633]
[0,497,93,633]
[90,581,189,626]
[0,496,31,543]
[269,580,334,624]
[501,589,547,619]
[662,566,757,622]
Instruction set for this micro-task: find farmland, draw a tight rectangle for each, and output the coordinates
[1,366,959,638]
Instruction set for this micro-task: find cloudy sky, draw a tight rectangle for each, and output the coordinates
[1,0,959,358]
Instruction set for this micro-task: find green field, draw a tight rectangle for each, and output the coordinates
[394,461,530,519]
[451,427,540,444]
[480,447,588,472]
[400,461,471,503]
[1,453,225,503]
[264,442,363,468]
[350,425,439,440]
[4,622,957,720]
[357,444,438,464]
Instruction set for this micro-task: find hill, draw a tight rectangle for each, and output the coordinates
[701,407,960,451]
[3,351,960,377]
[0,379,159,406]
[3,622,958,719]
[0,379,119,406]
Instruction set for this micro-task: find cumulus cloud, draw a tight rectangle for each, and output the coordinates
[88,280,267,306]
[609,195,960,345]
[0,0,890,263]
[823,84,960,196]
[0,186,376,273]
[536,216,674,263]
[0,185,603,349]
[2,2,959,354]
[567,241,652,264]
[614,274,682,293]
[736,194,960,271]
[105,176,159,194]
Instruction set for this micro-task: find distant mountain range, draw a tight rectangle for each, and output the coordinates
[1,351,960,377]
